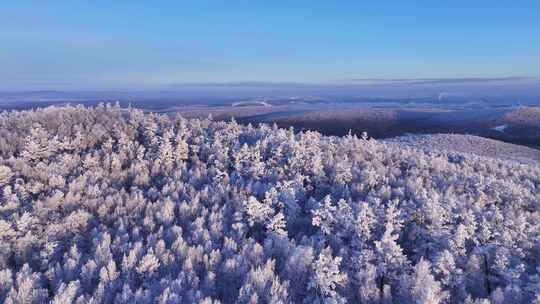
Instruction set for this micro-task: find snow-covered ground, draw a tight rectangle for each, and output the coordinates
[492,124,508,132]
[232,101,272,107]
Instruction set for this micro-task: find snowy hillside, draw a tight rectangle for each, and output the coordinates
[0,105,539,303]
[502,106,540,128]
[385,134,540,165]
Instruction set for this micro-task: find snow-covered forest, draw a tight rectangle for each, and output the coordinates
[0,104,539,303]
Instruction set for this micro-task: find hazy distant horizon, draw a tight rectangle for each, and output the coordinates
[1,76,539,105]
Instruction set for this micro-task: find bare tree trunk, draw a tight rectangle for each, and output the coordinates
[483,253,492,295]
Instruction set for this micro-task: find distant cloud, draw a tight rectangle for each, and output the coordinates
[349,76,535,85]
[166,81,317,89]
[167,77,538,90]
[7,76,536,93]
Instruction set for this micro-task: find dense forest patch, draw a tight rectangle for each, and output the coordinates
[0,104,539,303]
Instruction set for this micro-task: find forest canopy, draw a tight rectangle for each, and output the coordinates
[0,104,539,303]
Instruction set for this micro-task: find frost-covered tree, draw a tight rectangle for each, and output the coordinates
[308,247,347,304]
[399,258,448,304]
[4,264,48,304]
[0,165,13,186]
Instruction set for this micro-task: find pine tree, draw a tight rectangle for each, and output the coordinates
[308,247,347,304]
[21,124,55,161]
[5,264,48,304]
[0,165,12,186]
[51,280,80,304]
[400,258,448,304]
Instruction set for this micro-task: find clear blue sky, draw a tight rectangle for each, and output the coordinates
[1,1,539,90]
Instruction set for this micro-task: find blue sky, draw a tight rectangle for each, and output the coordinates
[1,1,539,90]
